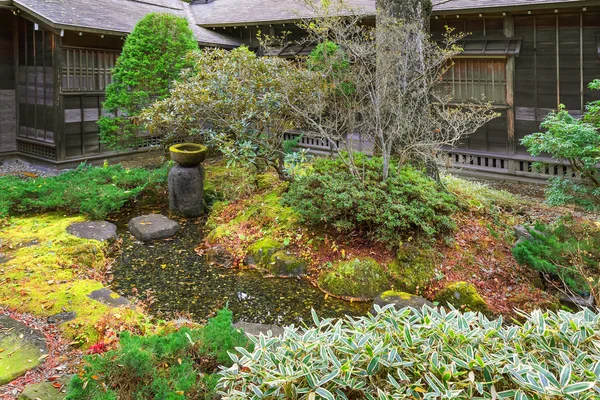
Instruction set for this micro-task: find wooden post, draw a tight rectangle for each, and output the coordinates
[504,14,516,172]
[54,33,65,161]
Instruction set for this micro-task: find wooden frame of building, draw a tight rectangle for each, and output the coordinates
[0,0,599,182]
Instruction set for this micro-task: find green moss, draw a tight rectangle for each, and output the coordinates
[388,245,436,293]
[380,290,413,301]
[246,238,283,266]
[318,258,390,300]
[0,214,144,346]
[256,173,279,190]
[203,161,256,208]
[0,334,43,385]
[435,281,490,314]
[269,251,307,276]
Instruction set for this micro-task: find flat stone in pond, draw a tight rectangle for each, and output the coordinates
[128,214,180,242]
[0,315,48,385]
[67,221,117,241]
[87,288,131,308]
[371,291,435,315]
[234,322,284,337]
[19,376,71,400]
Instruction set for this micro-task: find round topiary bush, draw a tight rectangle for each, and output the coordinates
[99,12,198,149]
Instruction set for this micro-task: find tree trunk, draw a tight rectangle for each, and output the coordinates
[377,0,433,29]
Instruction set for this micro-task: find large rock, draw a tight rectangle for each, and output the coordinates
[245,238,283,266]
[66,221,117,242]
[169,164,205,218]
[0,315,48,385]
[435,281,490,314]
[318,258,389,300]
[371,291,434,315]
[128,214,179,242]
[269,251,307,277]
[19,376,71,400]
[233,322,284,337]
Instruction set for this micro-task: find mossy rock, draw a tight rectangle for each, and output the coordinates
[246,238,283,266]
[318,258,390,300]
[268,251,307,277]
[435,281,490,314]
[389,244,437,293]
[371,290,435,314]
[256,173,279,190]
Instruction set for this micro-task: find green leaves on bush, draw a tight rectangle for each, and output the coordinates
[512,220,600,296]
[0,163,168,219]
[99,13,198,149]
[219,307,600,399]
[521,81,600,210]
[283,154,457,245]
[67,308,251,400]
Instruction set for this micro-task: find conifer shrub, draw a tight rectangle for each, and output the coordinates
[99,13,198,149]
[512,219,600,296]
[67,308,250,400]
[0,163,169,219]
[219,307,600,399]
[283,154,457,246]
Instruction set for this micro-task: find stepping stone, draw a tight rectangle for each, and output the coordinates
[67,221,117,242]
[233,322,284,337]
[128,214,180,242]
[0,315,48,385]
[47,311,77,325]
[371,291,435,315]
[87,288,131,308]
[19,376,71,400]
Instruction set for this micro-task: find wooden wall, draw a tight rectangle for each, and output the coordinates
[514,11,600,156]
[0,10,16,153]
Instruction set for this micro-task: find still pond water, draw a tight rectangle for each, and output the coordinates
[111,216,369,326]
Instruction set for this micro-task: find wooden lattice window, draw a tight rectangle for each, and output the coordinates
[61,47,120,92]
[440,58,507,104]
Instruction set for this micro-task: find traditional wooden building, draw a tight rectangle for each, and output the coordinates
[0,0,599,181]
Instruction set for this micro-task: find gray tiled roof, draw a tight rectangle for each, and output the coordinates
[191,0,588,26]
[13,0,240,46]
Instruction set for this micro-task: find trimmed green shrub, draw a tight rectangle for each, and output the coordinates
[219,307,600,399]
[512,220,600,296]
[99,13,198,149]
[283,154,457,246]
[67,308,250,400]
[0,163,168,219]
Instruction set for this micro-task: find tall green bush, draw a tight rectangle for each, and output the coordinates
[219,307,600,399]
[521,80,600,210]
[283,154,457,246]
[99,13,198,149]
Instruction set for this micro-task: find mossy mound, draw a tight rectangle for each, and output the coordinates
[318,258,390,300]
[203,161,257,209]
[246,238,283,266]
[371,290,435,314]
[435,281,490,314]
[389,245,437,293]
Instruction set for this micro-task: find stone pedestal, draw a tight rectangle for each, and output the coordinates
[168,164,204,218]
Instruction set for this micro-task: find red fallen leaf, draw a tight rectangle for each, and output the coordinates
[52,382,62,388]
[48,375,61,381]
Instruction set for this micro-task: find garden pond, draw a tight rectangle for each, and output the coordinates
[110,214,370,326]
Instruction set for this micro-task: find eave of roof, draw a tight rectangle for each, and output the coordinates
[13,0,240,47]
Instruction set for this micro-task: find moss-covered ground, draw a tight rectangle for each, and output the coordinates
[0,214,144,346]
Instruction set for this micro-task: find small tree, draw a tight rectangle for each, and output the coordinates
[521,80,600,210]
[99,13,198,150]
[274,0,498,180]
[141,47,319,181]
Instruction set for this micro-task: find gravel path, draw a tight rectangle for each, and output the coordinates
[0,160,61,178]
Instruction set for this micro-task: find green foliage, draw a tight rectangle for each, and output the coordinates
[521,82,600,210]
[99,13,198,149]
[307,41,354,96]
[219,307,600,399]
[0,163,168,219]
[512,220,600,295]
[283,154,457,246]
[142,46,320,181]
[67,308,250,400]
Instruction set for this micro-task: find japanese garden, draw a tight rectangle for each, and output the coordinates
[1,0,600,399]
